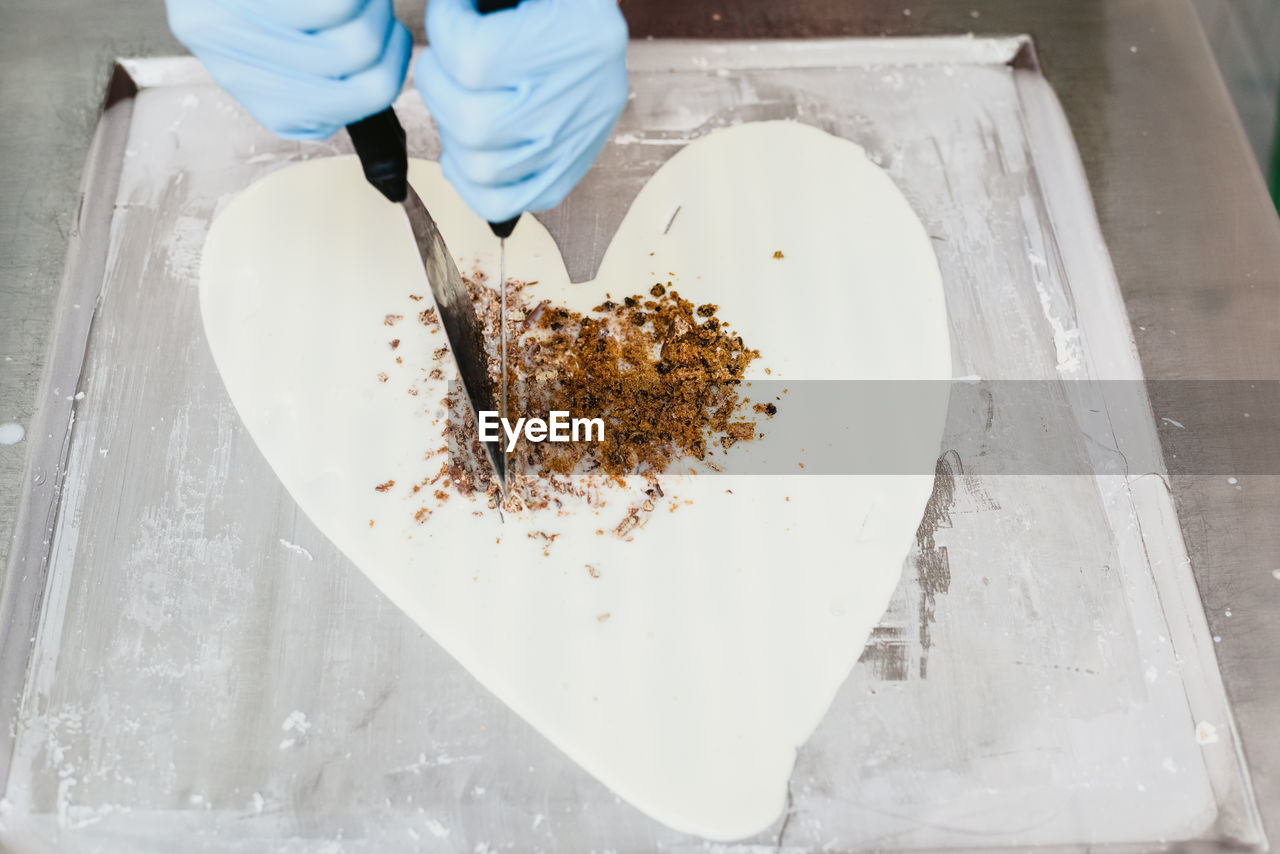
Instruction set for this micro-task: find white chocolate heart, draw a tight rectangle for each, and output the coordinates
[199,120,950,839]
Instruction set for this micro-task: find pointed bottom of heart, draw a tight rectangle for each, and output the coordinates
[199,121,951,840]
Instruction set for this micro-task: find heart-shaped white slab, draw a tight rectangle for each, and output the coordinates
[200,121,950,840]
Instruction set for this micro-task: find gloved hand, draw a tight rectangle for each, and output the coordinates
[166,0,412,140]
[416,0,629,223]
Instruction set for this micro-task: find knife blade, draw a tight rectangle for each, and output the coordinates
[347,108,508,494]
[402,185,508,492]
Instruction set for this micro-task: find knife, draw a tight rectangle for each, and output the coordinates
[346,107,508,494]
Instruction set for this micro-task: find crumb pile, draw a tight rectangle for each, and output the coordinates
[500,279,760,475]
[382,272,774,524]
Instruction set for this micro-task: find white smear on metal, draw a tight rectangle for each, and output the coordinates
[0,423,25,445]
[425,817,450,838]
[613,133,687,146]
[1195,721,1219,745]
[279,710,311,749]
[1160,417,1185,429]
[281,710,310,732]
[1029,251,1083,374]
[56,777,76,829]
[278,539,314,561]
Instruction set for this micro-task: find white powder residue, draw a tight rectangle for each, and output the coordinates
[0,423,25,445]
[1029,255,1083,375]
[1195,721,1219,745]
[278,539,314,561]
[279,710,311,749]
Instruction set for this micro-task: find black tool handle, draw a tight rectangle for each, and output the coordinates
[475,0,520,14]
[475,0,521,237]
[347,107,408,203]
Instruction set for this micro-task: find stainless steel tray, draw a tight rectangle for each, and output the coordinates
[0,38,1265,852]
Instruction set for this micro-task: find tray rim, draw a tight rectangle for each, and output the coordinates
[0,35,1264,850]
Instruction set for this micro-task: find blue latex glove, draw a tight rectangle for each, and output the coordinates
[416,0,629,223]
[166,0,412,140]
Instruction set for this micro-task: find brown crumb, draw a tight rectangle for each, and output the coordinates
[597,612,611,623]
[527,531,561,544]
[753,402,777,417]
[615,508,641,539]
[586,564,600,578]
[377,372,389,383]
[390,339,400,350]
[384,314,403,325]
[409,294,424,301]
[375,480,395,492]
[772,250,784,259]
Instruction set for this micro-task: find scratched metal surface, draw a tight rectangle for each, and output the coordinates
[0,39,1263,852]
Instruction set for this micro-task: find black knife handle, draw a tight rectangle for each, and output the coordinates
[475,0,520,12]
[347,107,408,203]
[475,0,521,236]
[349,5,520,223]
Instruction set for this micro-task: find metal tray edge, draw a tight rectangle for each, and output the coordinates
[1014,69,1267,848]
[0,62,139,795]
